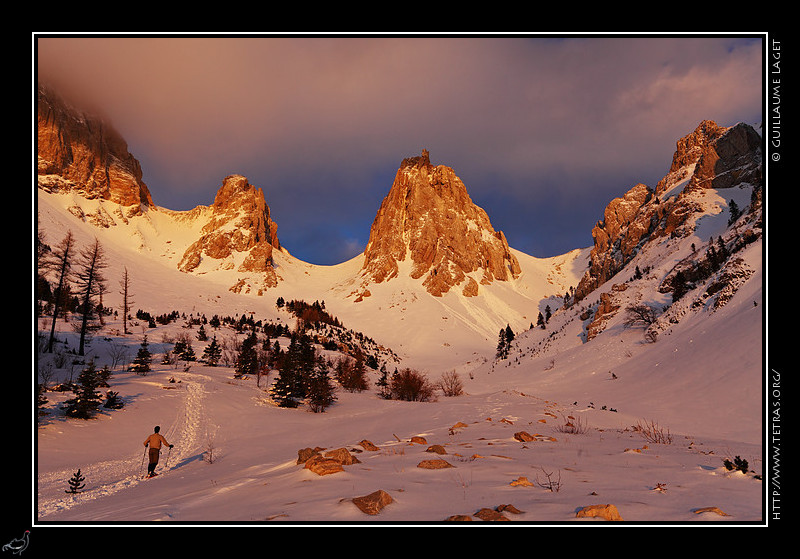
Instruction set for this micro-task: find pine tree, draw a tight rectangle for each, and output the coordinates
[271,335,296,406]
[97,365,112,387]
[505,324,515,344]
[270,339,282,369]
[44,231,76,353]
[74,238,108,356]
[63,362,103,419]
[496,324,515,358]
[672,270,689,302]
[297,334,317,394]
[202,336,222,366]
[376,363,390,398]
[65,469,85,494]
[130,336,152,374]
[235,331,259,378]
[716,236,729,262]
[181,343,197,362]
[172,339,187,360]
[728,199,742,225]
[496,328,508,359]
[171,338,196,362]
[307,357,337,413]
[270,364,300,408]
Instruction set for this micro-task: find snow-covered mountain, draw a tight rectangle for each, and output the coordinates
[36,83,585,369]
[35,182,586,372]
[34,84,765,525]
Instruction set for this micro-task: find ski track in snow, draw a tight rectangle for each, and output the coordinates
[37,373,207,519]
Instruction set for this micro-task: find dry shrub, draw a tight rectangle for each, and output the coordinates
[535,467,563,492]
[390,368,436,402]
[555,414,589,434]
[634,419,673,444]
[437,370,464,397]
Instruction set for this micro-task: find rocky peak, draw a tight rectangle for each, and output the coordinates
[662,119,726,179]
[684,122,762,192]
[209,174,281,251]
[575,120,762,303]
[178,175,281,291]
[36,85,153,210]
[360,150,521,297]
[656,120,762,196]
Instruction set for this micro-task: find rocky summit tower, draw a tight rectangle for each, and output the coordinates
[360,149,521,298]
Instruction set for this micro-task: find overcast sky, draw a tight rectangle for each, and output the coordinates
[35,34,764,265]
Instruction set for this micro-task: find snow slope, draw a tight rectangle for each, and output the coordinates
[34,186,764,525]
[35,189,587,371]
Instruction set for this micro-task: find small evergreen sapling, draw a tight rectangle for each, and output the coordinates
[62,361,103,419]
[130,336,152,374]
[65,469,85,494]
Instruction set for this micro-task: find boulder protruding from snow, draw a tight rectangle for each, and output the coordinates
[576,503,624,521]
[352,489,393,515]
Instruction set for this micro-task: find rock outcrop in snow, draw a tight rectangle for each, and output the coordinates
[574,120,762,303]
[36,85,153,211]
[359,149,521,298]
[178,175,282,292]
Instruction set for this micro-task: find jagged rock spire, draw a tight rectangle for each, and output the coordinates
[178,175,281,291]
[360,150,521,297]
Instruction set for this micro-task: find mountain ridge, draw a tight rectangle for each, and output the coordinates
[35,85,763,374]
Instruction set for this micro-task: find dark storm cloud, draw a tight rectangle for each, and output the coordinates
[36,34,763,263]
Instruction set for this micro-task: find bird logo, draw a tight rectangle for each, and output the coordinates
[2,531,29,555]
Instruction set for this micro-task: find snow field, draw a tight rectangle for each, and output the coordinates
[36,316,762,523]
[35,176,764,524]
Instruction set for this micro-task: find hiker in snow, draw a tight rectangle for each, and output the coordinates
[143,426,173,477]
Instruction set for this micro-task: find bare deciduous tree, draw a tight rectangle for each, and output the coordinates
[437,370,464,397]
[624,303,658,328]
[107,340,129,371]
[119,267,134,335]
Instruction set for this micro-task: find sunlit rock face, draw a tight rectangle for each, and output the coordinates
[360,149,521,297]
[178,175,282,290]
[36,85,153,211]
[574,120,762,303]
